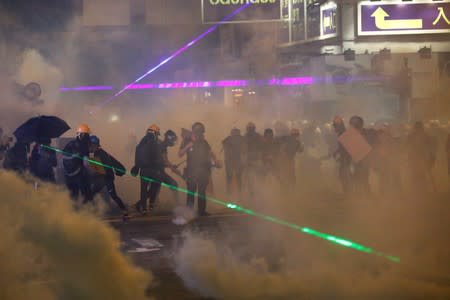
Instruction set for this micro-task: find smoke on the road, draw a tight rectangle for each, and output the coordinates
[0,171,152,300]
[173,175,450,299]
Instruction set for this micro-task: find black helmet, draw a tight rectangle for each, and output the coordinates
[231,128,241,136]
[164,130,178,146]
[90,135,100,145]
[264,128,274,137]
[192,122,205,134]
[246,122,256,133]
[349,115,364,130]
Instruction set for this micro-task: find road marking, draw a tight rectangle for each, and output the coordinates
[132,238,164,248]
[128,247,161,253]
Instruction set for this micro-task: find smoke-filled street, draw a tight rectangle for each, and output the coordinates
[1,1,450,299]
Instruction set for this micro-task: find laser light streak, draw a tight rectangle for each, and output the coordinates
[93,3,252,112]
[42,144,400,264]
[60,77,314,92]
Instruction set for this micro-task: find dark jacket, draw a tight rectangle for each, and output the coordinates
[3,142,29,172]
[29,144,57,181]
[183,138,212,180]
[91,148,126,181]
[244,132,262,165]
[62,138,89,177]
[134,134,159,170]
[222,135,244,170]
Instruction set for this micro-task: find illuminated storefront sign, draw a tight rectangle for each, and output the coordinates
[289,0,337,42]
[358,0,450,36]
[202,0,282,23]
[321,2,337,38]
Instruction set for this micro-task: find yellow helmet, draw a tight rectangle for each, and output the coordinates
[77,124,91,134]
[148,124,160,134]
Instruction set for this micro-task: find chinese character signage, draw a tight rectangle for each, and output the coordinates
[358,0,450,36]
[202,0,282,23]
[321,1,337,37]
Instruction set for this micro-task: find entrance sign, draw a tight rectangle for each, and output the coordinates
[358,0,450,36]
[202,0,282,23]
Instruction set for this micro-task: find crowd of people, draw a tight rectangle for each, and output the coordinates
[1,114,450,222]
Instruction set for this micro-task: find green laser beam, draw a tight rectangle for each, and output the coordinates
[43,144,400,263]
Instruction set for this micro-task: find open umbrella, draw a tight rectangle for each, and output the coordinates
[14,115,71,143]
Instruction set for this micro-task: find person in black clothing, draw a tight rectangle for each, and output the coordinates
[62,124,93,203]
[222,128,244,195]
[88,135,129,219]
[131,124,161,215]
[3,140,29,173]
[333,116,352,195]
[278,128,304,190]
[29,138,57,182]
[261,128,279,179]
[243,122,263,197]
[135,129,180,213]
[407,121,436,193]
[179,122,220,216]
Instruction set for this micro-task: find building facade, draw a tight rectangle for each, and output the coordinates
[278,0,450,121]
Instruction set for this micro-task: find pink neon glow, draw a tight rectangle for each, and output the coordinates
[60,77,314,92]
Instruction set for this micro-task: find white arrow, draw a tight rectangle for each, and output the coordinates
[371,7,423,30]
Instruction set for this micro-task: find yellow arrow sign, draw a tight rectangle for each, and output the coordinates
[371,7,423,30]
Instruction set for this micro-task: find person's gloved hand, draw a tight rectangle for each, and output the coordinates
[130,165,140,177]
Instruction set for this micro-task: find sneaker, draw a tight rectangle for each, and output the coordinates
[122,213,130,222]
[135,202,146,215]
[148,203,155,212]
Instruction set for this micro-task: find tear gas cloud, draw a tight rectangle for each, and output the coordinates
[0,171,152,300]
[1,3,450,300]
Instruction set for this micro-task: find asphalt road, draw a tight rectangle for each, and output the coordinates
[109,212,249,300]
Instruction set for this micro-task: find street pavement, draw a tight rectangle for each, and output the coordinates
[109,212,249,300]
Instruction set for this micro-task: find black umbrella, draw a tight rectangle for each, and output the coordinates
[14,115,71,143]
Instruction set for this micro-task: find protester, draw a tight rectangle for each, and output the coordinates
[332,116,352,195]
[242,122,263,197]
[131,124,161,215]
[278,128,304,191]
[179,122,221,216]
[3,140,29,174]
[407,121,436,192]
[374,124,402,195]
[222,128,244,195]
[132,129,180,213]
[348,115,372,195]
[261,128,279,179]
[62,124,93,203]
[88,135,129,220]
[29,138,57,183]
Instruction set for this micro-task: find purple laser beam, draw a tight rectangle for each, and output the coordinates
[91,3,252,113]
[60,77,314,92]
